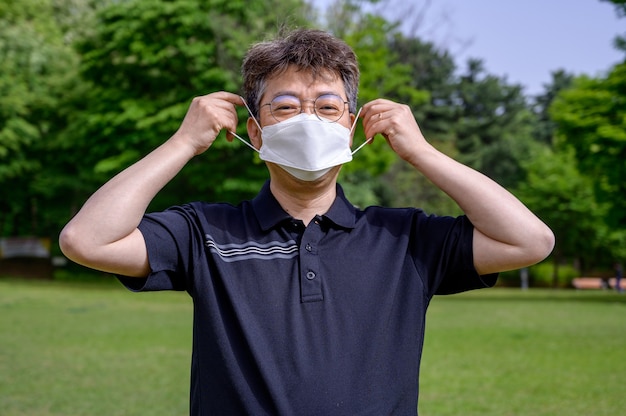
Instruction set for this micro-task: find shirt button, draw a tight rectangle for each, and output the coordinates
[305,244,312,252]
[306,271,316,280]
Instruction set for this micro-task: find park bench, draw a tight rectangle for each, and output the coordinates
[571,277,605,290]
[609,278,626,291]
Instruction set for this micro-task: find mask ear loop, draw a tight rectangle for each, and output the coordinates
[228,96,261,153]
[350,107,374,156]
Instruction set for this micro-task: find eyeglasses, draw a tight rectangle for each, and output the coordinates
[261,94,349,123]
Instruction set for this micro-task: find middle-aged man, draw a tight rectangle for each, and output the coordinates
[60,28,555,415]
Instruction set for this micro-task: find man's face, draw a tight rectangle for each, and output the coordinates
[257,66,354,130]
[245,65,357,183]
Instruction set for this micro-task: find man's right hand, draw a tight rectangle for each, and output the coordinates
[172,92,245,156]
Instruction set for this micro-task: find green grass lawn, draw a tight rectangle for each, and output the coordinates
[420,289,626,415]
[0,277,192,416]
[1,277,625,415]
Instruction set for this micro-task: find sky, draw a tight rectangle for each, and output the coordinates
[317,0,625,96]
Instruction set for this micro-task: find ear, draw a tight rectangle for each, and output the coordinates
[349,112,357,147]
[247,117,262,150]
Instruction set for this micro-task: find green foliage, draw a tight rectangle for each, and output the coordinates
[526,63,626,273]
[0,0,623,284]
[388,35,458,141]
[0,0,83,235]
[528,261,579,287]
[383,35,464,212]
[454,59,536,189]
[63,0,312,209]
[340,170,389,208]
[531,70,575,146]
[602,0,626,54]
[380,139,461,215]
[324,1,431,205]
[550,63,626,230]
[382,36,538,210]
[0,0,316,236]
[499,261,579,288]
[515,146,611,271]
[327,2,429,179]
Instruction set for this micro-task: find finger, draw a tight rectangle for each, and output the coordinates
[361,99,392,118]
[362,112,387,141]
[211,95,243,136]
[211,91,245,107]
[223,112,240,142]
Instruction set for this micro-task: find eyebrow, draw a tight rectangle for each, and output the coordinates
[268,91,346,101]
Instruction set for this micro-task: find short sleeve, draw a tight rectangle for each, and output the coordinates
[117,205,201,292]
[413,214,497,296]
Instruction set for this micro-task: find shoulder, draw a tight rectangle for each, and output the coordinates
[356,205,472,241]
[187,200,250,216]
[162,200,252,218]
[141,200,256,233]
[357,205,431,227]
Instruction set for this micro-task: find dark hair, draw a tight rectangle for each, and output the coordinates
[242,28,359,118]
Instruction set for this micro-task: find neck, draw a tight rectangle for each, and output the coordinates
[269,167,339,225]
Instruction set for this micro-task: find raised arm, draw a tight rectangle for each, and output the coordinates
[59,92,244,277]
[360,99,555,275]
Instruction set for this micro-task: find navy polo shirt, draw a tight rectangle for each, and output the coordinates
[118,181,496,415]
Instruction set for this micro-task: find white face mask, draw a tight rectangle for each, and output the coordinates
[231,98,368,181]
[259,113,354,181]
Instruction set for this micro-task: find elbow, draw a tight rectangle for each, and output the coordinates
[59,223,88,266]
[529,224,556,265]
[475,223,556,275]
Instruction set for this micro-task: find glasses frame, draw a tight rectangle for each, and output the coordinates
[261,94,349,123]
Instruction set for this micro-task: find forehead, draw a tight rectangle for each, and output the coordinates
[262,66,345,100]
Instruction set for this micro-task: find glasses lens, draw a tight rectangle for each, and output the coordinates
[269,95,301,121]
[315,94,346,122]
[268,94,347,122]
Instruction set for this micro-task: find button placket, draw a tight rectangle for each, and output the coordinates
[300,220,323,303]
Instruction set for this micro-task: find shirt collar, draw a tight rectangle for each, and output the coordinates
[322,183,357,230]
[251,181,357,231]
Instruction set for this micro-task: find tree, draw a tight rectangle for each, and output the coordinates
[515,146,609,281]
[550,63,626,231]
[322,0,431,207]
[453,59,537,189]
[601,0,626,54]
[531,69,575,146]
[383,34,462,214]
[62,0,313,214]
[602,0,626,15]
[324,1,542,212]
[0,0,87,236]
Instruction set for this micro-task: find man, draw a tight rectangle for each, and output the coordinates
[60,28,554,415]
